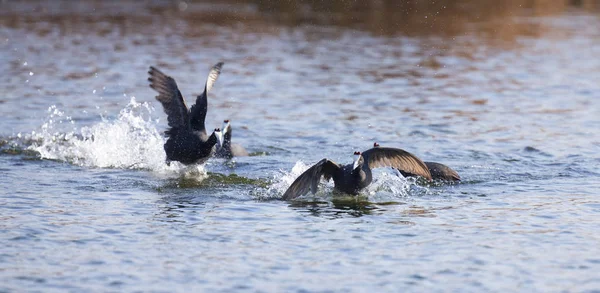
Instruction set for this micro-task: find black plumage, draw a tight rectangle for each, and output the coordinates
[148,63,223,165]
[215,120,249,158]
[372,143,460,181]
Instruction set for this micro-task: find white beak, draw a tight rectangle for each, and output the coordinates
[352,154,362,170]
[216,131,223,147]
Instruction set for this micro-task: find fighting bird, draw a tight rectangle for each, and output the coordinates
[215,119,249,158]
[282,146,432,200]
[373,142,460,181]
[148,62,224,165]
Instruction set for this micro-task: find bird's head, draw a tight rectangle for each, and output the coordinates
[352,151,364,170]
[373,142,380,148]
[222,119,231,135]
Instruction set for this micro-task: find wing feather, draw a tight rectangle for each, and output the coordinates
[190,62,224,133]
[361,147,432,180]
[282,159,340,200]
[425,161,460,181]
[206,62,223,92]
[148,66,189,130]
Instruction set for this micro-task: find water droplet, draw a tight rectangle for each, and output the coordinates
[29,72,34,76]
[93,90,96,94]
[178,1,188,11]
[23,62,28,66]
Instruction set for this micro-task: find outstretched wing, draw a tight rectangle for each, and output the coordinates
[190,62,224,133]
[361,147,432,180]
[206,62,223,92]
[425,161,460,181]
[282,159,340,200]
[148,66,190,130]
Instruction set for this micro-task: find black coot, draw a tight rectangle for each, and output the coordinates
[282,146,432,200]
[148,62,224,165]
[215,119,249,158]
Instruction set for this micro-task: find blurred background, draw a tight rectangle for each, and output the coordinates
[2,0,599,48]
[3,0,600,35]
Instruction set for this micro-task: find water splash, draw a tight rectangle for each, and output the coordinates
[267,161,311,195]
[366,170,421,201]
[252,161,315,200]
[29,97,202,176]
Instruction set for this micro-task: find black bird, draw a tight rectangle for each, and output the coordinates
[148,62,224,165]
[282,146,432,200]
[373,142,460,181]
[215,119,249,158]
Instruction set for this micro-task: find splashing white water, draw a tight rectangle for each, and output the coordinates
[253,161,332,200]
[29,97,204,176]
[366,170,413,201]
[267,161,311,195]
[253,161,317,200]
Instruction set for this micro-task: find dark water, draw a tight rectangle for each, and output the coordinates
[1,1,600,292]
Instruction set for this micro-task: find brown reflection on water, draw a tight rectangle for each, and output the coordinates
[2,0,599,135]
[250,0,597,38]
[1,0,599,40]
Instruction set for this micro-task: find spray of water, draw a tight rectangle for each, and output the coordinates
[268,161,311,194]
[29,97,205,177]
[252,161,316,200]
[366,170,414,201]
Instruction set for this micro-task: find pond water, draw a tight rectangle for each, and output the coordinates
[1,1,600,292]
